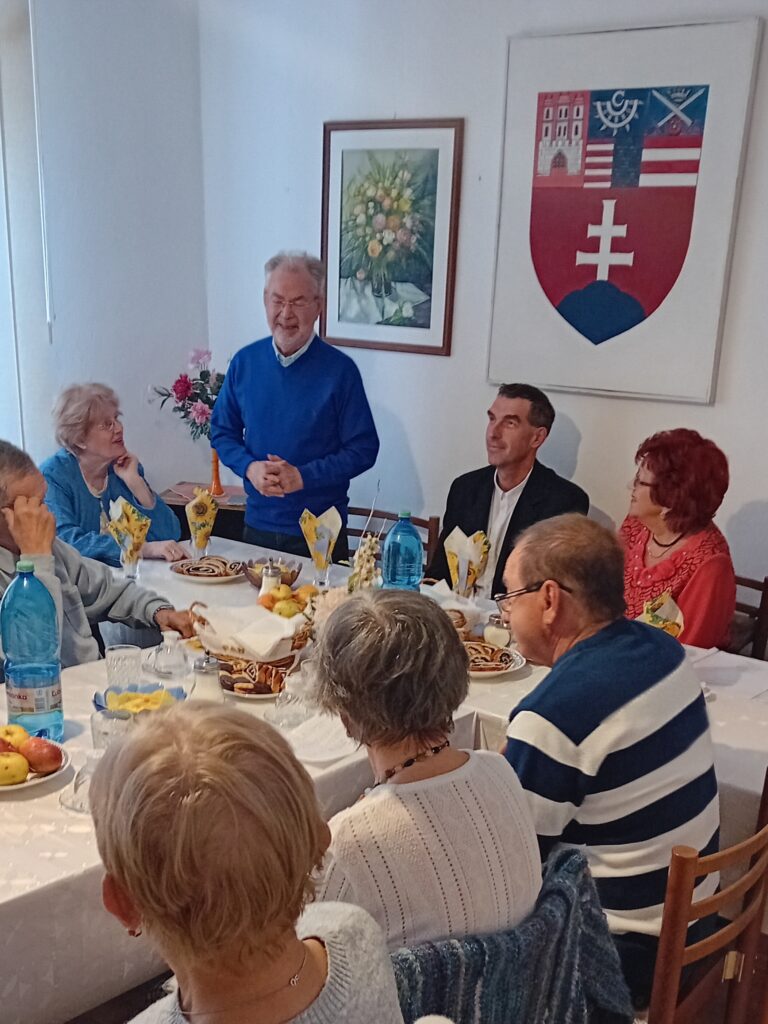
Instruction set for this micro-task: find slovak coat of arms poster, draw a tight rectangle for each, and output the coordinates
[489,21,760,403]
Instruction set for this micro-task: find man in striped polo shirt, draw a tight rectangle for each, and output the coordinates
[498,513,719,1007]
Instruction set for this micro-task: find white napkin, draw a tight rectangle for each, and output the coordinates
[196,605,303,661]
[282,713,358,766]
[422,580,488,629]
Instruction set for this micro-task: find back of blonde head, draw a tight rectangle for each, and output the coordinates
[89,702,327,963]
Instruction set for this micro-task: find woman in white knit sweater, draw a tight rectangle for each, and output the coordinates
[89,703,405,1024]
[312,590,542,951]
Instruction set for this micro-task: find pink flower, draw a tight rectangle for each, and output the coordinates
[396,227,411,246]
[189,348,212,369]
[189,400,211,425]
[372,213,386,230]
[171,374,194,402]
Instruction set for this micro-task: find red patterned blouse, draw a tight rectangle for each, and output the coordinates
[620,516,736,649]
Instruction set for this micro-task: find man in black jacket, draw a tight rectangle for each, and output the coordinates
[428,383,589,596]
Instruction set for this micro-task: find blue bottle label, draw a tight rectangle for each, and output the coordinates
[6,680,62,715]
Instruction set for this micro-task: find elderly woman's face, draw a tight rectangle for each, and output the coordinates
[81,404,126,463]
[628,461,663,521]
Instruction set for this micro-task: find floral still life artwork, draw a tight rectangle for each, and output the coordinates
[322,119,463,356]
[338,148,437,329]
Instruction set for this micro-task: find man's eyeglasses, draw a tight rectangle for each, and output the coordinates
[267,296,317,312]
[493,580,573,614]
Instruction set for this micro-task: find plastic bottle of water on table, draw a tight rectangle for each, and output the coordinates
[382,512,424,591]
[1,560,63,741]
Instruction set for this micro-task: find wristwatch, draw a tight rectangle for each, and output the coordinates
[152,604,174,627]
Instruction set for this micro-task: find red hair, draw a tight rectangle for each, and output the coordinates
[635,429,729,534]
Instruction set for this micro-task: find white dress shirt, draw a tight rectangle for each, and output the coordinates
[272,333,315,367]
[475,469,532,598]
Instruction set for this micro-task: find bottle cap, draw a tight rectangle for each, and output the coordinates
[398,510,411,518]
[16,560,34,573]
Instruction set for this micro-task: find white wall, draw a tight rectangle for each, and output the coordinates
[198,0,768,577]
[5,0,212,485]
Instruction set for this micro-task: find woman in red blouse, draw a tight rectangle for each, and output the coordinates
[621,429,735,649]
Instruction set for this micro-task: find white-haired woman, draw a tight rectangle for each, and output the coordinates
[40,383,186,565]
[90,702,405,1024]
[311,589,542,952]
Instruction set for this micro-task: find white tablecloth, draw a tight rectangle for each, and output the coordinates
[0,537,475,1024]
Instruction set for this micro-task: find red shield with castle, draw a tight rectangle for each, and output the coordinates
[529,85,709,344]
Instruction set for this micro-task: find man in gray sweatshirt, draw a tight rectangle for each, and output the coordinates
[0,440,195,668]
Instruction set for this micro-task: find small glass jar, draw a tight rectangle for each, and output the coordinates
[484,614,511,648]
[260,560,282,597]
[192,656,224,702]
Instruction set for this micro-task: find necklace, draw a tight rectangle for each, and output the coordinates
[372,739,450,789]
[180,944,308,1017]
[650,531,684,549]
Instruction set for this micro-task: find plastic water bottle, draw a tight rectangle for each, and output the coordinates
[382,512,423,591]
[0,561,63,741]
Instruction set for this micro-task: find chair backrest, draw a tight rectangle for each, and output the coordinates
[347,507,441,567]
[391,848,633,1024]
[648,767,768,1024]
[732,576,768,660]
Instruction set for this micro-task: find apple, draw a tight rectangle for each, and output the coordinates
[0,751,29,786]
[19,737,63,776]
[272,584,294,602]
[0,737,15,754]
[0,724,30,750]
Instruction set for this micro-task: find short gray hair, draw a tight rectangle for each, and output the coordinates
[264,251,325,296]
[310,590,469,746]
[53,383,121,452]
[515,513,626,622]
[0,440,36,505]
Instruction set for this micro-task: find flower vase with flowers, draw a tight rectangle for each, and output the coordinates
[154,349,226,495]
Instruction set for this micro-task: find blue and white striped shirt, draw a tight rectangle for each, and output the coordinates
[504,618,719,936]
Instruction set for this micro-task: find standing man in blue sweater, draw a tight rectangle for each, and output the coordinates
[211,251,379,559]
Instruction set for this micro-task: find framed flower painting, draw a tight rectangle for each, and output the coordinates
[321,119,463,356]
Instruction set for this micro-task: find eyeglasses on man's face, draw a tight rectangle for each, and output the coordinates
[266,295,318,313]
[493,579,573,614]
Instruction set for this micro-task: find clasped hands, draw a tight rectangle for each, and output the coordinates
[246,455,303,498]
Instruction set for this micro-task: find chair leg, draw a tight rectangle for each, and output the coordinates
[726,905,762,1024]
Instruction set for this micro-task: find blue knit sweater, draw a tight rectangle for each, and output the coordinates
[391,847,633,1024]
[40,448,180,566]
[210,336,379,534]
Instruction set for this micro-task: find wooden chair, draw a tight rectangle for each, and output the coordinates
[647,767,768,1024]
[727,576,768,661]
[347,507,440,567]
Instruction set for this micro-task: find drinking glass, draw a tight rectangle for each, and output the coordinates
[105,644,142,688]
[59,750,104,814]
[90,709,135,749]
[120,548,141,579]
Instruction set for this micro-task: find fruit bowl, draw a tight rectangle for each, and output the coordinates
[93,682,188,714]
[243,559,302,590]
